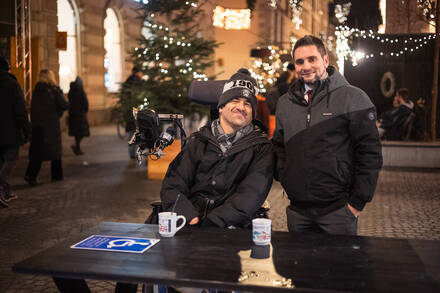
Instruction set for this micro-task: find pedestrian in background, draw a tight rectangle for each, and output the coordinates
[24,69,69,186]
[273,35,382,235]
[266,63,297,115]
[377,88,414,140]
[68,77,90,155]
[0,56,29,207]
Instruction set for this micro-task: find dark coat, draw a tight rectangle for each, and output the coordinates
[68,82,90,137]
[29,82,68,161]
[273,66,382,217]
[380,104,413,140]
[0,70,29,148]
[160,123,274,228]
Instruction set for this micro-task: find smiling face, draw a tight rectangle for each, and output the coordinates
[293,45,329,86]
[219,98,253,134]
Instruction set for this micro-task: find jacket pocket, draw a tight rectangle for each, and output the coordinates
[336,158,351,187]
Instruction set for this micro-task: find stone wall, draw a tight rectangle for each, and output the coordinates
[386,0,432,34]
[30,0,142,125]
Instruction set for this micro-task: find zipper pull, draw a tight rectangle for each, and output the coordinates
[306,113,311,124]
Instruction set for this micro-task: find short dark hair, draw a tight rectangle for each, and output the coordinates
[397,88,410,103]
[292,35,327,58]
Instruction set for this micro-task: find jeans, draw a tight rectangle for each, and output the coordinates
[286,205,358,235]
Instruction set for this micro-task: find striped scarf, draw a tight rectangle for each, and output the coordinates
[211,119,253,153]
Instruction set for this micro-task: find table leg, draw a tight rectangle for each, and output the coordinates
[53,277,91,293]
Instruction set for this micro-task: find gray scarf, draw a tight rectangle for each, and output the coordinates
[211,119,253,153]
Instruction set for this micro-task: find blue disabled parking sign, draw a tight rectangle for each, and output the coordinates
[71,235,160,254]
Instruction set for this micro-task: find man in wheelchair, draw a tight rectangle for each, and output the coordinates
[160,68,274,229]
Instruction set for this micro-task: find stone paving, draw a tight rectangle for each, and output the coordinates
[1,125,439,292]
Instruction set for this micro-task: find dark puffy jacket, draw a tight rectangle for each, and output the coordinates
[29,82,68,160]
[0,71,29,148]
[380,104,413,140]
[273,66,382,217]
[68,82,90,137]
[161,123,274,228]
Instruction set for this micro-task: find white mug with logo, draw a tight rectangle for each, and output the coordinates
[252,218,271,246]
[158,212,186,237]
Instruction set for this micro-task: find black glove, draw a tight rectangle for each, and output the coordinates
[199,218,217,228]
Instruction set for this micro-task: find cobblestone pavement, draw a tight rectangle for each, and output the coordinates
[1,125,439,292]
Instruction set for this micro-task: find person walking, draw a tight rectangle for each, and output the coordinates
[0,56,29,207]
[68,77,90,155]
[273,35,382,235]
[24,69,69,186]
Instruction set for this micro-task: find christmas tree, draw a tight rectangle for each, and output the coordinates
[116,0,219,122]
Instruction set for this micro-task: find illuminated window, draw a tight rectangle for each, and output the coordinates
[213,6,251,30]
[57,0,78,93]
[104,8,122,92]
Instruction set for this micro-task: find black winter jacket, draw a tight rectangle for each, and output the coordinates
[160,123,274,228]
[29,82,68,161]
[273,66,382,217]
[0,71,29,148]
[68,82,90,138]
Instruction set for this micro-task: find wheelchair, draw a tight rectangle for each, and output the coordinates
[116,80,270,293]
[144,79,270,226]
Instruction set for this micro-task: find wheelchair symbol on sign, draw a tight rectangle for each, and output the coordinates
[107,239,149,248]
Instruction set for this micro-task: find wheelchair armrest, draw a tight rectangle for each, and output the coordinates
[150,201,162,208]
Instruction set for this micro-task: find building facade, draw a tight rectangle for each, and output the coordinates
[1,0,330,123]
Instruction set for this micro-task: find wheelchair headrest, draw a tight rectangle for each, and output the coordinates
[188,80,227,106]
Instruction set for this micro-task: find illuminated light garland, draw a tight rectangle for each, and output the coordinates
[268,0,277,8]
[336,26,435,69]
[334,2,351,24]
[132,0,197,6]
[417,0,435,20]
[249,46,289,93]
[135,25,207,81]
[289,0,303,29]
[213,6,251,30]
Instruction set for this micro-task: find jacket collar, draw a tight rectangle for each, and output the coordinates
[287,66,349,106]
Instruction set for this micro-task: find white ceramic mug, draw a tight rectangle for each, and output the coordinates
[252,218,271,246]
[158,212,186,237]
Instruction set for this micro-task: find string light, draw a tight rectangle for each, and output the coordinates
[133,0,196,7]
[289,0,303,29]
[250,46,288,93]
[336,26,435,68]
[334,2,351,24]
[417,0,435,20]
[213,6,251,30]
[268,0,277,8]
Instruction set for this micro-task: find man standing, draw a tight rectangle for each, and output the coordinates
[161,68,274,228]
[0,56,29,207]
[273,35,382,235]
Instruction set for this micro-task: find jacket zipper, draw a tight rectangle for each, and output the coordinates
[203,198,215,219]
[306,111,311,128]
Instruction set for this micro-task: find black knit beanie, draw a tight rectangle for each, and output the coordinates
[217,68,259,118]
[0,56,10,71]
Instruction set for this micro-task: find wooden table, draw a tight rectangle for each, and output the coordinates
[13,222,440,292]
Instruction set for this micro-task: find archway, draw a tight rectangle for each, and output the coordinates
[57,0,78,93]
[104,8,122,92]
